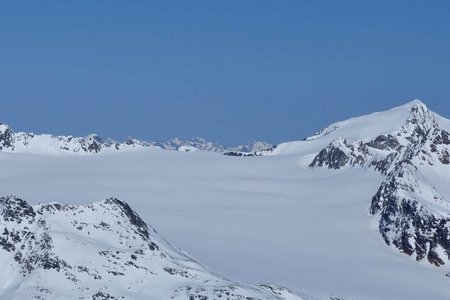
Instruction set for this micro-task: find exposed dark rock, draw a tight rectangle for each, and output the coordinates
[164,267,190,278]
[310,140,350,169]
[223,151,256,157]
[370,160,450,266]
[367,134,401,151]
[92,292,118,300]
[0,196,36,223]
[105,198,151,240]
[0,123,15,150]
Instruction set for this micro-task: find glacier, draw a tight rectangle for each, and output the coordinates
[0,100,449,299]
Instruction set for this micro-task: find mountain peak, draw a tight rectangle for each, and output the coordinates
[0,123,14,150]
[405,98,426,107]
[408,99,430,114]
[0,122,11,131]
[100,197,152,239]
[401,99,437,138]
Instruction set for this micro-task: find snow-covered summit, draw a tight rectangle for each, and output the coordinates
[0,126,148,155]
[309,101,439,170]
[270,100,449,156]
[306,99,436,141]
[152,136,226,152]
[0,195,307,300]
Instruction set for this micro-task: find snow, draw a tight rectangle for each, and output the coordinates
[1,126,272,156]
[0,100,449,299]
[272,99,450,157]
[0,149,448,299]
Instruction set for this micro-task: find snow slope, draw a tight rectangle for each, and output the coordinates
[272,99,450,157]
[0,100,449,299]
[0,196,306,300]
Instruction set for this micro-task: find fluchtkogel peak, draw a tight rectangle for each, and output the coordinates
[308,100,442,172]
[305,100,450,265]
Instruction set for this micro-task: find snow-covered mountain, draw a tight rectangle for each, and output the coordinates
[0,195,307,300]
[152,137,226,153]
[222,142,275,156]
[273,100,450,266]
[1,99,450,299]
[0,124,272,156]
[0,126,149,154]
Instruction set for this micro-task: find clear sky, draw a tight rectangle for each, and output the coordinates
[1,1,450,146]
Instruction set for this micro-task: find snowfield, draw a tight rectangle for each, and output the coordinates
[0,100,449,299]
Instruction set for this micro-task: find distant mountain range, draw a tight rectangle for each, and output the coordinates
[0,123,273,155]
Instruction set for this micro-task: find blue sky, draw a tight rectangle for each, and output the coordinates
[1,1,450,145]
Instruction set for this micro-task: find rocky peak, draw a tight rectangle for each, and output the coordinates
[369,159,450,266]
[124,137,148,146]
[0,123,14,150]
[309,101,441,172]
[310,138,368,169]
[223,141,275,157]
[0,195,36,223]
[98,197,152,240]
[84,133,103,144]
[82,134,104,153]
[0,196,38,255]
[398,102,437,143]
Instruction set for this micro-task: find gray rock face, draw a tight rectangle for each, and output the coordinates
[370,162,450,266]
[310,138,368,169]
[310,102,450,266]
[0,123,15,150]
[309,102,439,173]
[366,134,401,151]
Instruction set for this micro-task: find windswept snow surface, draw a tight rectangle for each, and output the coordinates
[0,154,447,299]
[0,100,449,299]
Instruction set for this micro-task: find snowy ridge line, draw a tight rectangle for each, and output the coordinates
[0,123,272,155]
[0,195,313,300]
